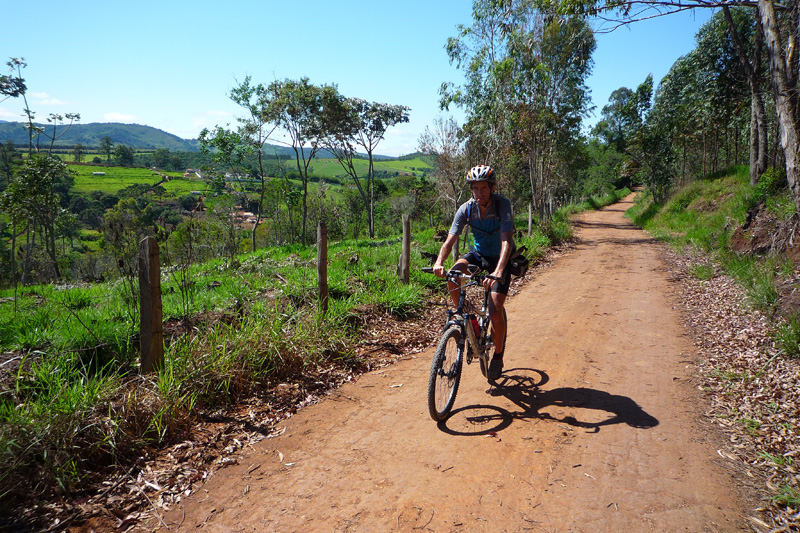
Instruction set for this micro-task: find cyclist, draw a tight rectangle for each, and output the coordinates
[432,164,514,381]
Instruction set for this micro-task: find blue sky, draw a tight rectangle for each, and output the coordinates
[1,1,712,157]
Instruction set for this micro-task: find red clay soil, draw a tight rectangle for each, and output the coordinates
[148,195,752,532]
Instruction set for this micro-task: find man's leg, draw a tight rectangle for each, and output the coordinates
[489,292,507,354]
[487,292,507,381]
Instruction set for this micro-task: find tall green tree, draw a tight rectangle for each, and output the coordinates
[323,97,410,238]
[71,143,85,163]
[441,1,595,217]
[269,77,341,243]
[114,144,135,167]
[721,6,768,185]
[558,0,800,210]
[200,76,276,252]
[99,136,113,163]
[0,155,74,281]
[592,75,652,154]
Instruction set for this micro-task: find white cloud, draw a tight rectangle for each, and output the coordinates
[104,112,136,122]
[189,110,236,137]
[205,110,234,118]
[0,107,22,120]
[29,92,68,106]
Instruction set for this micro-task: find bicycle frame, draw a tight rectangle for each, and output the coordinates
[423,266,500,421]
[443,269,493,368]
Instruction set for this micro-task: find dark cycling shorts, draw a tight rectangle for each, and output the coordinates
[453,251,511,295]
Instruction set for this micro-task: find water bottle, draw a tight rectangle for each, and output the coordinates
[471,317,480,337]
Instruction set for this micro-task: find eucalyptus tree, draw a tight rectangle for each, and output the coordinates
[556,0,800,209]
[199,75,277,252]
[593,76,652,154]
[268,78,341,243]
[629,11,758,193]
[720,6,768,184]
[648,55,702,182]
[0,155,75,281]
[323,96,410,238]
[689,11,756,174]
[441,0,595,217]
[418,115,468,216]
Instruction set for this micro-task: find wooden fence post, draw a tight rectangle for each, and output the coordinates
[139,236,164,373]
[318,223,328,313]
[399,214,410,283]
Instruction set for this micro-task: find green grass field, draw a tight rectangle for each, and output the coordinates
[308,157,431,179]
[68,157,430,197]
[70,165,206,196]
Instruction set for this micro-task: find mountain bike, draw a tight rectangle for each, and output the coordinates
[422,266,507,422]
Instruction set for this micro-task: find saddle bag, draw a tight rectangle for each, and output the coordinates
[508,246,529,278]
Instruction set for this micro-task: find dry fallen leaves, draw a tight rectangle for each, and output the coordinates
[664,248,800,531]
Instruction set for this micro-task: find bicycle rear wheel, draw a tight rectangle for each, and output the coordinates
[428,326,463,421]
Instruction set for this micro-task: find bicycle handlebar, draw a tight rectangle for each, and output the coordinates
[421,267,501,282]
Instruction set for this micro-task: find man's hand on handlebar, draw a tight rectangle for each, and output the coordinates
[483,270,503,291]
[432,263,447,278]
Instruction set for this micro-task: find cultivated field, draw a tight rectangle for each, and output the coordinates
[70,166,205,196]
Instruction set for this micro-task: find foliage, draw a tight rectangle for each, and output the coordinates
[113,144,135,167]
[773,313,800,358]
[0,155,75,281]
[323,96,410,238]
[626,168,799,317]
[441,1,595,219]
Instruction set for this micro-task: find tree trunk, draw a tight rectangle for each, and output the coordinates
[10,219,17,287]
[368,153,376,238]
[758,0,800,210]
[723,6,769,186]
[21,223,32,285]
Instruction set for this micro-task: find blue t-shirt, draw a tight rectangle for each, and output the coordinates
[449,195,514,257]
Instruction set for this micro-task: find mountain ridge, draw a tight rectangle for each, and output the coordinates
[0,121,398,159]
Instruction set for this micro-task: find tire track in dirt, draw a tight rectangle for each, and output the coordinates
[153,194,750,532]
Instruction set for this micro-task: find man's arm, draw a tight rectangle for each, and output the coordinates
[433,233,459,278]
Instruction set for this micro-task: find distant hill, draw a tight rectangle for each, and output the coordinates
[0,121,399,159]
[0,121,199,151]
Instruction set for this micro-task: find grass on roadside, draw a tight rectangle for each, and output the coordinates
[626,168,794,315]
[0,187,629,521]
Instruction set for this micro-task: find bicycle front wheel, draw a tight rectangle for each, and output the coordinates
[428,326,463,421]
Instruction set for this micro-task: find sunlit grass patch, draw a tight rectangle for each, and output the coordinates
[773,313,800,358]
[689,263,715,280]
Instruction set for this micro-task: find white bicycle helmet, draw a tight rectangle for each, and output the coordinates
[466,165,496,183]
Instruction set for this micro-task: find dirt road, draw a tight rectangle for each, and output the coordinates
[155,195,750,532]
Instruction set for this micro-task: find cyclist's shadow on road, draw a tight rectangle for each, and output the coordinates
[438,367,659,436]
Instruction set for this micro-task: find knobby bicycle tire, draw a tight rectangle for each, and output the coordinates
[428,326,463,421]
